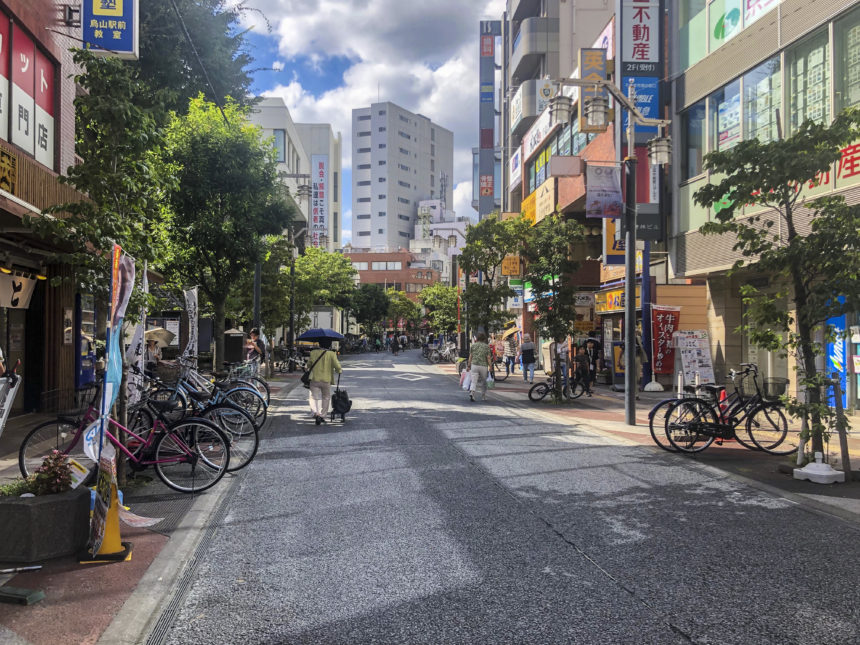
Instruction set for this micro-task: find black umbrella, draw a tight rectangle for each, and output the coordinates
[296,328,345,342]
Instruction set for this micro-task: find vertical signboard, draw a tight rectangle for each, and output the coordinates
[311,155,328,247]
[478,20,501,220]
[650,305,680,374]
[34,50,54,169]
[578,49,608,133]
[620,0,662,143]
[0,17,9,142]
[11,25,34,155]
[82,0,139,60]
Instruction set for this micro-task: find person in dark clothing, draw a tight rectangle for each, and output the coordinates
[248,328,266,362]
[584,339,601,393]
[573,345,592,396]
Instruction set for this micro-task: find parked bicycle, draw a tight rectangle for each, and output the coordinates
[528,372,586,402]
[661,363,797,454]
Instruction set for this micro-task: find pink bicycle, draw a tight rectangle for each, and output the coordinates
[19,388,230,493]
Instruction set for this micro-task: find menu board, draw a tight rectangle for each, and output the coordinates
[673,330,716,385]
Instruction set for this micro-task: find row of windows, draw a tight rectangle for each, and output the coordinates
[351,262,369,270]
[405,283,428,292]
[681,9,860,180]
[397,197,410,205]
[357,147,370,153]
[399,163,410,172]
[398,131,411,140]
[525,118,593,195]
[358,163,370,170]
[398,180,411,188]
[357,181,370,186]
[368,261,403,270]
[358,131,370,137]
[356,214,370,220]
[358,114,371,121]
[398,214,411,221]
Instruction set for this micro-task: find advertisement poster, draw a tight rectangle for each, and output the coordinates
[311,155,328,247]
[650,305,680,374]
[826,313,848,409]
[586,165,623,218]
[125,265,147,406]
[82,0,139,60]
[717,93,741,150]
[674,330,715,384]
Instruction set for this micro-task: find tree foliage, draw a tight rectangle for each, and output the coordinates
[695,108,860,452]
[292,247,357,331]
[418,284,458,335]
[229,235,294,336]
[350,284,390,336]
[386,289,422,333]
[160,96,293,363]
[522,215,585,399]
[459,214,530,331]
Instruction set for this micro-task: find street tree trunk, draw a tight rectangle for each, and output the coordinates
[213,297,226,371]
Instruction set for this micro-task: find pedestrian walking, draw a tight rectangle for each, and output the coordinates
[573,345,592,396]
[391,335,400,356]
[307,338,343,425]
[467,332,493,402]
[584,339,601,392]
[374,337,381,352]
[503,333,517,376]
[517,333,536,384]
[549,337,569,388]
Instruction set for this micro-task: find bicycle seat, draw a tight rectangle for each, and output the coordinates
[150,398,181,413]
[699,384,725,395]
[186,389,211,402]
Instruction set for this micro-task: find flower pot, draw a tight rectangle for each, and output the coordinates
[0,487,90,563]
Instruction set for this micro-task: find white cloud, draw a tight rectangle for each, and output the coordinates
[271,60,284,71]
[341,208,352,245]
[452,181,475,223]
[254,0,505,218]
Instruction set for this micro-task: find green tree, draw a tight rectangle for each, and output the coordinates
[230,235,294,336]
[387,289,422,333]
[293,247,357,330]
[350,284,390,337]
[522,215,585,399]
[695,108,860,455]
[418,284,459,335]
[459,214,531,331]
[137,0,255,114]
[160,96,293,365]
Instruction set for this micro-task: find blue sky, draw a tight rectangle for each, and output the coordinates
[240,0,506,244]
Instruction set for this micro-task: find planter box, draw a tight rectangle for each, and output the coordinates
[595,372,612,385]
[0,487,90,563]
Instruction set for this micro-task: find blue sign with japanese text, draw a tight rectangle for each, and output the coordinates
[82,0,139,60]
[621,76,659,140]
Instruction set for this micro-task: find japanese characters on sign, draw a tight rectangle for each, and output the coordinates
[501,255,521,277]
[311,155,328,248]
[585,164,623,218]
[745,0,781,26]
[621,0,660,72]
[82,0,140,61]
[534,178,556,224]
[0,18,9,142]
[509,147,522,188]
[674,330,716,384]
[0,272,36,309]
[481,35,494,58]
[650,305,680,374]
[0,148,17,195]
[11,25,35,156]
[479,174,493,196]
[578,48,608,133]
[594,285,641,314]
[34,50,54,169]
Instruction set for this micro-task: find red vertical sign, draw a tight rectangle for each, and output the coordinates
[651,305,680,374]
[11,24,34,154]
[34,49,55,168]
[0,16,10,141]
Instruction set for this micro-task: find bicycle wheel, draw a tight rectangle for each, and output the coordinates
[494,359,509,382]
[648,399,679,452]
[665,399,717,453]
[19,419,92,478]
[747,404,798,455]
[222,387,267,427]
[126,405,156,459]
[528,382,550,402]
[429,350,441,364]
[457,360,467,375]
[201,403,259,472]
[153,418,229,493]
[565,380,586,399]
[245,376,270,406]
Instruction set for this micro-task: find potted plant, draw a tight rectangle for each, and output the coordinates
[0,451,90,563]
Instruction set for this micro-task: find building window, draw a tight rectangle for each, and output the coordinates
[398,232,411,238]
[379,109,386,115]
[352,261,368,270]
[358,181,371,186]
[378,194,386,199]
[399,147,410,155]
[379,160,386,165]
[431,143,435,156]
[398,131,411,140]
[378,228,384,234]
[430,175,435,186]
[358,147,371,153]
[372,261,386,270]
[398,181,411,188]
[743,57,781,144]
[398,214,410,221]
[378,143,386,149]
[836,7,860,113]
[358,164,371,169]
[379,177,386,182]
[378,211,386,217]
[399,115,409,123]
[710,79,741,152]
[358,231,370,236]
[358,115,371,121]
[430,159,435,171]
[387,261,402,270]
[273,129,286,162]
[788,30,830,134]
[379,126,386,132]
[357,197,371,203]
[399,163,410,171]
[358,131,371,137]
[398,197,410,205]
[681,101,706,180]
[356,214,371,220]
[679,1,707,70]
[431,128,435,141]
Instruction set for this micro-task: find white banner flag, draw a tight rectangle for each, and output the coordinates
[182,287,198,358]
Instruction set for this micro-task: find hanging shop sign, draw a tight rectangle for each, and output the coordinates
[585,164,623,218]
[620,0,662,145]
[595,285,640,314]
[0,148,18,194]
[534,178,556,224]
[578,48,608,133]
[650,305,680,374]
[82,0,140,60]
[501,255,521,277]
[523,109,554,160]
[0,272,37,309]
[509,147,522,188]
[521,191,536,224]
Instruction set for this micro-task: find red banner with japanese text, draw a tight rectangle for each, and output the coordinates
[651,305,680,374]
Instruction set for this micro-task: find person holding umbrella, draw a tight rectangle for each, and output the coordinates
[298,329,344,425]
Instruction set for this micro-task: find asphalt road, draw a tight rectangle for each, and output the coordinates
[159,351,860,644]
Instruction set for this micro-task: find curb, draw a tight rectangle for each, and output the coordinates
[430,361,860,531]
[96,381,299,645]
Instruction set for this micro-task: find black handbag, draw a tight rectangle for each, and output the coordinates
[301,351,327,389]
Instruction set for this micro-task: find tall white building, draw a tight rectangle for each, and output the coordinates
[351,102,453,251]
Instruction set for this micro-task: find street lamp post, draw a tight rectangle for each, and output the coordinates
[548,78,671,425]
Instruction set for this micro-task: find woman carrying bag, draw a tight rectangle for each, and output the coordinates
[307,339,343,425]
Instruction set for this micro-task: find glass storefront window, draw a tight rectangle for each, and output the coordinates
[835,6,860,113]
[558,123,571,156]
[680,0,707,70]
[708,0,743,53]
[787,30,829,133]
[743,57,781,143]
[682,101,706,180]
[710,80,741,152]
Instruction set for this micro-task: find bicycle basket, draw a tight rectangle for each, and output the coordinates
[735,372,758,401]
[762,377,789,402]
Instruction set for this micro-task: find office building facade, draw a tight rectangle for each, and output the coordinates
[351,102,453,252]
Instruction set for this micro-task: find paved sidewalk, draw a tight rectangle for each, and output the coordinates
[0,373,301,645]
[439,361,860,522]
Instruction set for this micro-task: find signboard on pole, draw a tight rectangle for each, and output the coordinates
[82,0,140,60]
[585,165,623,218]
[674,330,715,385]
[578,48,608,133]
[620,0,662,145]
[650,305,679,374]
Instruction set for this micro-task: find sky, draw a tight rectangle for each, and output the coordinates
[239,0,506,245]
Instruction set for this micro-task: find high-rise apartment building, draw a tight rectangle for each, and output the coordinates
[351,102,453,251]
